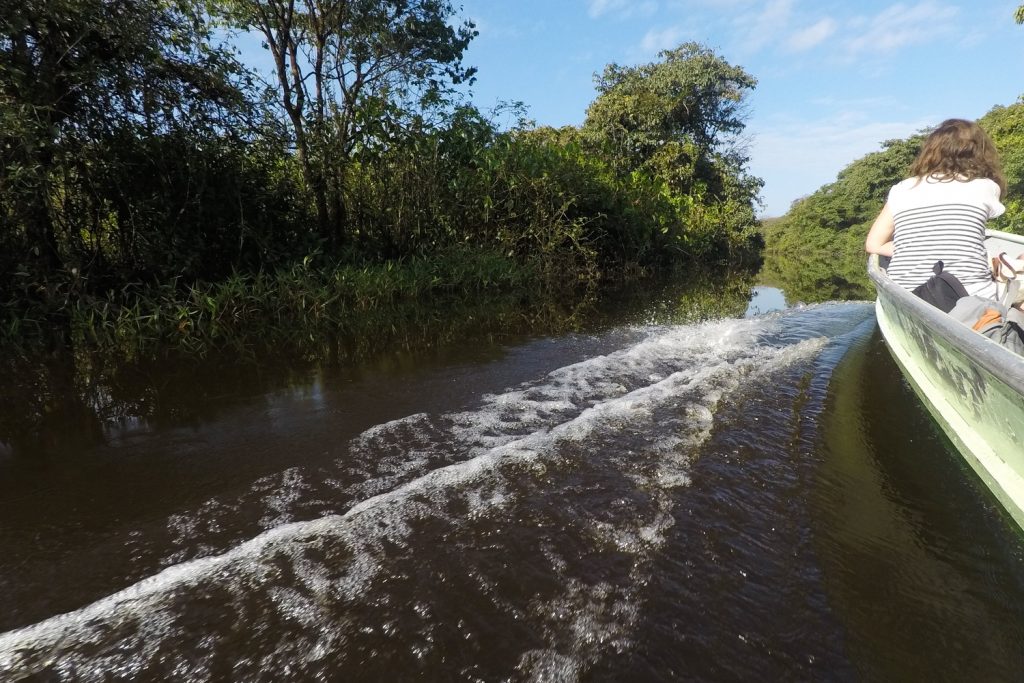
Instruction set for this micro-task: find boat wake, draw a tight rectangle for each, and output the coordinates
[0,304,873,681]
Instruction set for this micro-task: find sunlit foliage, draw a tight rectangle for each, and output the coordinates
[1,0,763,352]
[217,0,477,247]
[582,43,763,258]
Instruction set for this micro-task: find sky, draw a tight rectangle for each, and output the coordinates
[453,0,1024,216]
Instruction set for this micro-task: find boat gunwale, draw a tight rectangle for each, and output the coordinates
[866,229,1024,398]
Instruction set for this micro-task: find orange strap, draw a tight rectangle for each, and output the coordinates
[973,308,1003,332]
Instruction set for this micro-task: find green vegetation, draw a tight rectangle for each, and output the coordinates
[6,249,533,355]
[1,0,763,355]
[0,267,760,452]
[763,101,1024,303]
[581,43,763,260]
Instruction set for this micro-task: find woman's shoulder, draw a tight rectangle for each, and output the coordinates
[968,177,1006,217]
[964,176,1002,195]
[887,175,1004,218]
[887,177,920,199]
[893,177,918,189]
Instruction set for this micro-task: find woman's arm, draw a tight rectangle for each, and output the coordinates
[865,202,895,257]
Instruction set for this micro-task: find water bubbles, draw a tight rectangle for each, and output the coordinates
[0,309,846,681]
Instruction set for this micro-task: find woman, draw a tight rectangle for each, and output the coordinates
[865,118,1006,299]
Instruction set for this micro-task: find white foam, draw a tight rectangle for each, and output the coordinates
[350,412,432,450]
[0,316,831,680]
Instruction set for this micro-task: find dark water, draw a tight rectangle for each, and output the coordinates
[1,281,1023,681]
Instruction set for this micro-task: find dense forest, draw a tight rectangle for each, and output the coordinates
[0,0,763,351]
[762,101,1024,303]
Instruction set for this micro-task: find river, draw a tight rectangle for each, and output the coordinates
[1,277,1023,681]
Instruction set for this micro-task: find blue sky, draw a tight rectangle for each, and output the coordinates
[455,0,1024,216]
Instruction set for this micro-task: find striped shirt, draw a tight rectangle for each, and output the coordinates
[885,176,1004,298]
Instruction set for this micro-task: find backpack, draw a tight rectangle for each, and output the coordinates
[911,261,969,313]
[948,295,1024,355]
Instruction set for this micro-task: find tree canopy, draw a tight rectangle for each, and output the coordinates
[1,5,765,337]
[219,0,477,245]
[1,0,255,285]
[583,43,757,198]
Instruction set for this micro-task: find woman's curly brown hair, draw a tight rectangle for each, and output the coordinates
[910,118,1006,196]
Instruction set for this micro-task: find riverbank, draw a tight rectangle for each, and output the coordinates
[1,249,547,356]
[0,263,761,458]
[1,245,763,360]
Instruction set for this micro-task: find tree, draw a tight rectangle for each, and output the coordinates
[582,41,757,200]
[580,43,761,258]
[762,101,1024,299]
[765,133,923,260]
[1016,5,1024,23]
[980,102,1024,233]
[0,0,251,284]
[220,0,477,247]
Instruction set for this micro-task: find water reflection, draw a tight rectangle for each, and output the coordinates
[0,294,867,678]
[813,327,1024,679]
[2,264,1023,679]
[0,270,760,459]
[0,252,867,467]
[758,245,873,304]
[0,268,763,634]
[744,286,788,318]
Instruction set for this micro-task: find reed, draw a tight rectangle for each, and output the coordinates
[0,248,551,356]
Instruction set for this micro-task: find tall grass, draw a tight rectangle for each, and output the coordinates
[0,248,551,356]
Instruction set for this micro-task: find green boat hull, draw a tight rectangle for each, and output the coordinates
[868,230,1024,531]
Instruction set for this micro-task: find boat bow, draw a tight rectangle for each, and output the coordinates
[867,232,1024,530]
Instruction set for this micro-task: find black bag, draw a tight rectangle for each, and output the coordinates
[911,261,969,313]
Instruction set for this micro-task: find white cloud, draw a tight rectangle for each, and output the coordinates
[727,0,959,60]
[588,0,658,20]
[588,0,626,18]
[786,17,837,52]
[959,28,986,48]
[635,25,689,57]
[843,1,959,57]
[748,112,934,216]
[735,0,797,53]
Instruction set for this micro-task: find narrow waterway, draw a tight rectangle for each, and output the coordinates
[1,279,1022,680]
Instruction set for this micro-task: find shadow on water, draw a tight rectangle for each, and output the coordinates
[589,307,875,681]
[587,306,1024,681]
[812,326,1024,679]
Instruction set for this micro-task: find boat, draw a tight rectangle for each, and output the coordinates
[867,228,1024,531]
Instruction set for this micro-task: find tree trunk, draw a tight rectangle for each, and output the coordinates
[22,167,62,286]
[294,136,333,248]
